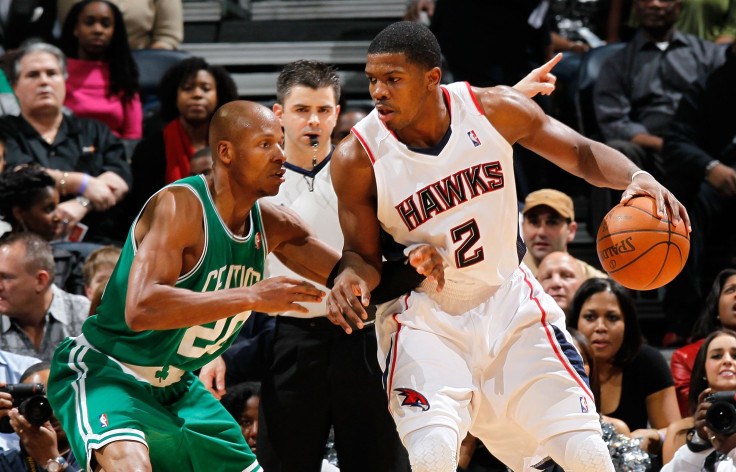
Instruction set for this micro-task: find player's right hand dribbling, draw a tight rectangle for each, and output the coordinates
[247,276,325,314]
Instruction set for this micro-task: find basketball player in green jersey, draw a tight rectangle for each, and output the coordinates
[47,101,338,472]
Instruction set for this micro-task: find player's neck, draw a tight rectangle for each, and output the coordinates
[395,90,450,148]
[284,140,331,170]
[209,172,256,236]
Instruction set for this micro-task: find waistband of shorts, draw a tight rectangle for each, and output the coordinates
[416,278,500,315]
[74,334,186,388]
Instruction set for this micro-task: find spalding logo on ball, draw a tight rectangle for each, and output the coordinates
[596,195,690,290]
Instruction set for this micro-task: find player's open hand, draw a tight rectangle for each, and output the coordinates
[621,171,691,232]
[326,270,371,334]
[247,276,325,314]
[407,245,445,291]
[513,53,561,98]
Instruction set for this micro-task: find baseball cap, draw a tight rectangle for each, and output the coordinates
[522,189,574,220]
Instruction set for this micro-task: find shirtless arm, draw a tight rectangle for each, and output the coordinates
[325,135,384,334]
[125,188,325,331]
[261,200,340,286]
[475,85,690,229]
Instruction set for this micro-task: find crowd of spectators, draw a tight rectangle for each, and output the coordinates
[0,0,732,470]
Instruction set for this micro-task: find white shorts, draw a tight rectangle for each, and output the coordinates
[376,264,601,470]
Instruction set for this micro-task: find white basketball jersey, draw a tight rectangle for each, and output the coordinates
[352,82,525,289]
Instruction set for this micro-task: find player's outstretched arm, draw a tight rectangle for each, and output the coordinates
[474,85,690,230]
[326,135,384,334]
[125,188,326,331]
[260,200,340,286]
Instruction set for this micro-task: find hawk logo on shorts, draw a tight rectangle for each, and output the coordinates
[580,396,589,413]
[395,388,430,411]
[255,232,261,250]
[99,414,108,428]
[467,130,481,147]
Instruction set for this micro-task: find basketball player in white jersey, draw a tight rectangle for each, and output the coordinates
[326,22,690,472]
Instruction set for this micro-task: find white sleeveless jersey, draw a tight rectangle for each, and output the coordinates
[352,82,525,290]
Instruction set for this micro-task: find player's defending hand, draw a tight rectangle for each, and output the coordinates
[513,53,561,98]
[246,276,325,314]
[621,171,692,232]
[326,270,371,335]
[408,245,445,291]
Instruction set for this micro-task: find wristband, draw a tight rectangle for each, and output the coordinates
[704,160,721,178]
[631,170,651,182]
[78,173,91,195]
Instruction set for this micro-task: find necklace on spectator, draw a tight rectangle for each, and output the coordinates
[305,136,319,192]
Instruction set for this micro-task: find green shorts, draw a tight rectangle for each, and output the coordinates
[48,337,260,472]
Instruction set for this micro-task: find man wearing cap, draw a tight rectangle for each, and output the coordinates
[521,188,607,279]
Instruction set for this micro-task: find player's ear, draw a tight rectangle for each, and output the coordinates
[216,141,232,166]
[426,67,442,90]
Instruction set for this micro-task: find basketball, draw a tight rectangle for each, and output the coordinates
[596,195,690,290]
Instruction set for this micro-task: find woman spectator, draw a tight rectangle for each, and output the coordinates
[59,0,142,139]
[128,57,237,214]
[569,278,681,455]
[662,329,736,464]
[0,165,88,294]
[671,269,736,417]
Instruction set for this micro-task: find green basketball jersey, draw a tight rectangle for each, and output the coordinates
[83,175,267,374]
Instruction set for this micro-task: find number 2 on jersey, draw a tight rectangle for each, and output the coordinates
[451,219,484,268]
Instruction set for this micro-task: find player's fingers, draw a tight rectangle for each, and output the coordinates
[539,53,563,74]
[429,264,445,291]
[334,286,365,330]
[326,296,354,334]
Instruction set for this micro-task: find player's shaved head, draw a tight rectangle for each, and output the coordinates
[209,100,274,148]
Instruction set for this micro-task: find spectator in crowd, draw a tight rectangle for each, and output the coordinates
[521,188,607,278]
[661,40,736,346]
[594,0,724,183]
[675,0,736,44]
[0,233,89,361]
[0,165,88,295]
[128,57,237,216]
[189,146,212,177]
[58,0,183,50]
[0,350,40,452]
[670,268,736,417]
[331,104,369,146]
[0,361,81,471]
[537,251,587,317]
[570,277,681,455]
[0,42,132,245]
[662,329,736,464]
[59,0,142,140]
[80,245,120,300]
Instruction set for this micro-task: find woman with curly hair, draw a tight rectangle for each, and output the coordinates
[59,0,142,139]
[128,57,238,215]
[0,165,62,241]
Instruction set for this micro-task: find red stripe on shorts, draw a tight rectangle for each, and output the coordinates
[386,294,409,415]
[521,269,594,400]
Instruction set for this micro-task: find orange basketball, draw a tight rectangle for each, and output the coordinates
[596,195,690,290]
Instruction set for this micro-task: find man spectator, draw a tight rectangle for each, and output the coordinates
[593,0,724,181]
[0,41,132,245]
[537,251,588,317]
[659,40,736,345]
[521,188,607,278]
[0,233,89,361]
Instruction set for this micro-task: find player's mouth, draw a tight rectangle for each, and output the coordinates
[376,106,395,121]
[274,168,285,181]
